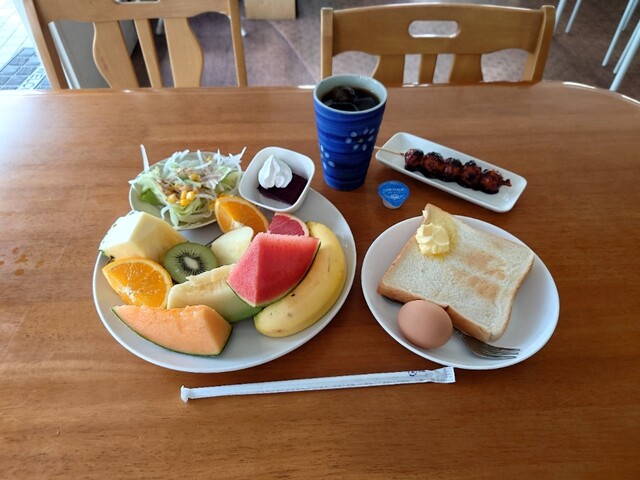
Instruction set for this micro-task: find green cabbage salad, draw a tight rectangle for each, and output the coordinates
[130,148,245,227]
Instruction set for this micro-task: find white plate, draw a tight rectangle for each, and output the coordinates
[129,153,242,231]
[375,132,527,213]
[361,216,559,370]
[94,189,356,373]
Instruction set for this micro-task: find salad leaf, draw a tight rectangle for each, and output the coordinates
[130,148,245,227]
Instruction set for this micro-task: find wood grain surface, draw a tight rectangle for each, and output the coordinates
[1,83,638,478]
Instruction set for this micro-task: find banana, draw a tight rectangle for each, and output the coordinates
[253,222,347,337]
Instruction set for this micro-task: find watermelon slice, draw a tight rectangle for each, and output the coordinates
[227,232,320,307]
[267,212,309,236]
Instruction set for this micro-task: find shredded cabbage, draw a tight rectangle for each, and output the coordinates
[129,148,245,227]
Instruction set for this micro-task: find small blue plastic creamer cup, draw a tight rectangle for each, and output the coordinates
[313,74,388,191]
[378,180,409,209]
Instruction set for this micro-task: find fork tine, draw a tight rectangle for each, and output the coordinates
[479,344,520,354]
[476,348,518,358]
[463,343,517,359]
[474,341,520,355]
[473,351,518,360]
[453,327,520,359]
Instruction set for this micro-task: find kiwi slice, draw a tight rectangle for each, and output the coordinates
[163,242,218,283]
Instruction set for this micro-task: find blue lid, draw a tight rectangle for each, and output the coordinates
[378,180,409,209]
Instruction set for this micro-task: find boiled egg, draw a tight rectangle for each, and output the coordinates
[397,300,453,349]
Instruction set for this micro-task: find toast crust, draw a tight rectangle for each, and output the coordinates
[377,204,534,342]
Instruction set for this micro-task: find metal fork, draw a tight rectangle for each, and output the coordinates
[453,327,520,359]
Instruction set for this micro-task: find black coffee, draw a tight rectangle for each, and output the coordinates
[321,86,380,112]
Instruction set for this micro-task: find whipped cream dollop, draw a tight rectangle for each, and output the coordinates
[258,155,293,189]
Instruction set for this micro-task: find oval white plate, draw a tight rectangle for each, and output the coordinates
[375,132,527,213]
[94,189,356,373]
[361,216,559,370]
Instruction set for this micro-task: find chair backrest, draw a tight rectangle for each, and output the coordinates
[321,3,555,86]
[23,0,247,89]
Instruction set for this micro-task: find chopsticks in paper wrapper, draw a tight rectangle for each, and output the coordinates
[181,366,455,402]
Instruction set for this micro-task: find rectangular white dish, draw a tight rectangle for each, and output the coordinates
[375,132,527,213]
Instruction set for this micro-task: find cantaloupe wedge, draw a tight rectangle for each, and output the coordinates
[112,305,232,356]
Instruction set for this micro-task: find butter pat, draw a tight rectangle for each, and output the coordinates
[99,211,187,263]
[415,223,450,255]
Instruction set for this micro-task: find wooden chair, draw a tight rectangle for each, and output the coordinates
[321,3,556,86]
[23,0,247,89]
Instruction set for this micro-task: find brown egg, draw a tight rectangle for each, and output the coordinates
[397,300,453,349]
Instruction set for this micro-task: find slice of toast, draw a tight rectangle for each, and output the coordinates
[377,204,534,342]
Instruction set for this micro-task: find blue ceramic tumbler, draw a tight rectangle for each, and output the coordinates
[313,75,388,190]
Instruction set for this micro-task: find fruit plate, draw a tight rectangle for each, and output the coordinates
[361,216,559,370]
[129,151,243,231]
[93,189,356,373]
[375,132,527,213]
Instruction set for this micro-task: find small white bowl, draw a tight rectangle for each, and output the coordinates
[239,146,315,213]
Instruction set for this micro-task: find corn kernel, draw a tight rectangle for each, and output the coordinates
[180,190,188,200]
[189,173,201,182]
[180,198,190,207]
[167,194,178,204]
[186,191,196,201]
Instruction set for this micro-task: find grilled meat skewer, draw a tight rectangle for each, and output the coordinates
[395,147,511,194]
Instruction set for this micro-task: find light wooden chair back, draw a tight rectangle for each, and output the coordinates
[321,3,556,86]
[23,0,247,89]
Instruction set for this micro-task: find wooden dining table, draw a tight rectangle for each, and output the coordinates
[1,82,638,478]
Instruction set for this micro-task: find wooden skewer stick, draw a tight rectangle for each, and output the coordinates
[374,145,404,157]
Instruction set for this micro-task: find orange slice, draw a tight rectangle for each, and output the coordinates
[214,195,269,234]
[102,258,173,308]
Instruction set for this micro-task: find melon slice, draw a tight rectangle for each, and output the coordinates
[112,305,232,356]
[167,264,262,323]
[227,232,320,307]
[267,212,309,236]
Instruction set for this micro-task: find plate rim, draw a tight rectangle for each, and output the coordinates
[94,188,356,373]
[361,215,559,370]
[375,131,527,213]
